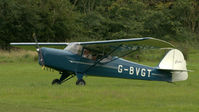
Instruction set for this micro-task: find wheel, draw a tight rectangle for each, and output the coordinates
[52,79,61,85]
[76,79,86,86]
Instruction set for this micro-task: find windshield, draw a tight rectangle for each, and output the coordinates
[64,43,82,55]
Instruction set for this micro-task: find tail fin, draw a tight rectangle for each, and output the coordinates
[158,49,188,82]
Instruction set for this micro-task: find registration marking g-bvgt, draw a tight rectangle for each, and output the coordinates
[118,65,152,77]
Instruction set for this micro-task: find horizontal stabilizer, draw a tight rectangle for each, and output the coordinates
[157,68,192,72]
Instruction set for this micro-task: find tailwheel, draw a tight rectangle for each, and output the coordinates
[76,79,86,86]
[52,79,61,85]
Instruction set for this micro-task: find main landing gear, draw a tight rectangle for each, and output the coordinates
[75,72,86,86]
[52,72,74,85]
[51,72,86,86]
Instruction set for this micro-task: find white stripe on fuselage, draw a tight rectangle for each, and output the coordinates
[69,60,117,69]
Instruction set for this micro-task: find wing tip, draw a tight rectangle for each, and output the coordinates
[149,37,175,48]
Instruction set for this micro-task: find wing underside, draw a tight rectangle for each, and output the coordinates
[10,42,68,50]
[10,37,174,54]
[73,37,175,61]
[74,37,174,48]
[10,37,175,72]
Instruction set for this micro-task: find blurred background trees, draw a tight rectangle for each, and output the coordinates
[0,0,198,49]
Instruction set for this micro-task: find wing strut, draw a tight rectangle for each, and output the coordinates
[83,44,123,74]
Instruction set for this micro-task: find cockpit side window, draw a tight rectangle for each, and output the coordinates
[82,48,97,60]
[65,44,113,62]
[82,48,113,62]
[100,55,112,63]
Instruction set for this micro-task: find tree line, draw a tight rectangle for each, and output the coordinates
[0,0,198,49]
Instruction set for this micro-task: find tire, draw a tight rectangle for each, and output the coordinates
[76,79,86,86]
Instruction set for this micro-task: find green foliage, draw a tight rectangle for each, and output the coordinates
[0,0,82,49]
[0,0,199,49]
[106,0,146,39]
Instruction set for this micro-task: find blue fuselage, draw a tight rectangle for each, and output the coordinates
[40,47,172,82]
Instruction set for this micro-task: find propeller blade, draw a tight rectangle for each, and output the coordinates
[32,33,45,66]
[32,33,39,49]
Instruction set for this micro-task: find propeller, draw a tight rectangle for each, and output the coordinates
[33,33,39,49]
[32,33,45,67]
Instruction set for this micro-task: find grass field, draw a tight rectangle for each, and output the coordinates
[0,50,199,112]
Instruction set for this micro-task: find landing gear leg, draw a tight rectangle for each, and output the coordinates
[76,73,86,86]
[52,72,74,85]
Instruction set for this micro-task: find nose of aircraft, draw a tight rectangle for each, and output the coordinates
[38,47,75,71]
[37,48,44,66]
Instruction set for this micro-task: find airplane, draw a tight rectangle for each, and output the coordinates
[10,37,188,85]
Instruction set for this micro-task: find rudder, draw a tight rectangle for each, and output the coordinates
[158,49,188,82]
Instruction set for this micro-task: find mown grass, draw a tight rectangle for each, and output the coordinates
[0,49,37,63]
[0,49,199,112]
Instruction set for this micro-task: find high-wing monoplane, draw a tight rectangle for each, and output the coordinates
[10,37,188,85]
